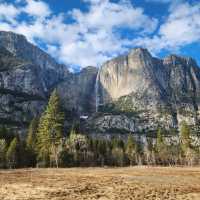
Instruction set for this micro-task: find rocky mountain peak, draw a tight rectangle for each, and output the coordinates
[129,47,151,56]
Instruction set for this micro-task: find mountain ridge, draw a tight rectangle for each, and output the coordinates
[0,31,200,136]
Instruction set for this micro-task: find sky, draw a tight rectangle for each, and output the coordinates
[0,0,200,71]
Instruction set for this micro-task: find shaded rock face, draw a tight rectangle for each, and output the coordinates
[0,31,97,129]
[94,48,200,134]
[0,31,69,91]
[0,31,70,128]
[0,46,46,126]
[57,66,98,114]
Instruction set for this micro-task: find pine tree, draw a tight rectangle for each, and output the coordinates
[125,134,137,166]
[144,138,156,165]
[97,139,107,166]
[66,129,88,166]
[26,118,38,151]
[180,121,191,151]
[155,128,164,152]
[111,146,124,166]
[111,137,125,166]
[37,90,64,168]
[26,118,38,167]
[0,139,7,168]
[135,139,144,165]
[6,138,18,169]
[155,128,168,165]
[180,121,197,165]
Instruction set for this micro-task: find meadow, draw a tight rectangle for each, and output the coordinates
[0,167,200,200]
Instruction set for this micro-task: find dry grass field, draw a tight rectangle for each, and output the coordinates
[0,167,200,200]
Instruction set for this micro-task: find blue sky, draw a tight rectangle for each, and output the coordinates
[0,0,200,71]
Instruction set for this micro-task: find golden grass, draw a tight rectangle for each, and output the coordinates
[0,166,200,200]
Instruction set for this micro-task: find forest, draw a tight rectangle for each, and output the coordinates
[0,90,199,169]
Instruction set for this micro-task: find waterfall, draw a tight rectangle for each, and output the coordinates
[95,69,100,112]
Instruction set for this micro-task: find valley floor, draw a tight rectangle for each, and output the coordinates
[0,167,200,200]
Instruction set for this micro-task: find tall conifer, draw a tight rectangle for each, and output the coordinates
[37,90,64,168]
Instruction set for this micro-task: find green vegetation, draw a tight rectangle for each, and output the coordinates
[180,121,199,165]
[0,91,199,169]
[0,139,6,168]
[6,137,19,169]
[37,90,64,168]
[99,95,143,118]
[125,134,138,165]
[26,118,38,167]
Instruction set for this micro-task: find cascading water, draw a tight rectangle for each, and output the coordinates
[95,69,100,112]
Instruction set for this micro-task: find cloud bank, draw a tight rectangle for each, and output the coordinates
[0,0,200,70]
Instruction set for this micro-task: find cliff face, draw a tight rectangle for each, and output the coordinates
[0,31,69,128]
[56,66,98,114]
[1,31,200,135]
[0,46,46,126]
[97,48,159,102]
[0,31,97,129]
[0,31,69,91]
[92,48,200,134]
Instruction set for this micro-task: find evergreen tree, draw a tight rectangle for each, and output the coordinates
[97,139,107,166]
[111,146,124,166]
[0,139,7,168]
[6,138,18,169]
[155,128,168,165]
[37,90,64,168]
[156,128,164,151]
[135,139,144,165]
[144,138,156,165]
[125,134,137,166]
[180,121,197,165]
[111,137,125,166]
[180,121,191,151]
[26,118,38,167]
[66,129,88,166]
[26,118,38,151]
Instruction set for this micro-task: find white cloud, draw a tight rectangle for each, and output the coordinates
[56,0,158,67]
[22,0,51,18]
[0,3,20,24]
[134,2,200,54]
[0,0,158,69]
[1,0,199,69]
[72,0,157,33]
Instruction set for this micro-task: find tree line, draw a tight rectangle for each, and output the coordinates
[0,90,200,168]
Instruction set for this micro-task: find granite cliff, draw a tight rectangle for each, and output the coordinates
[92,48,200,135]
[0,31,98,130]
[1,31,200,135]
